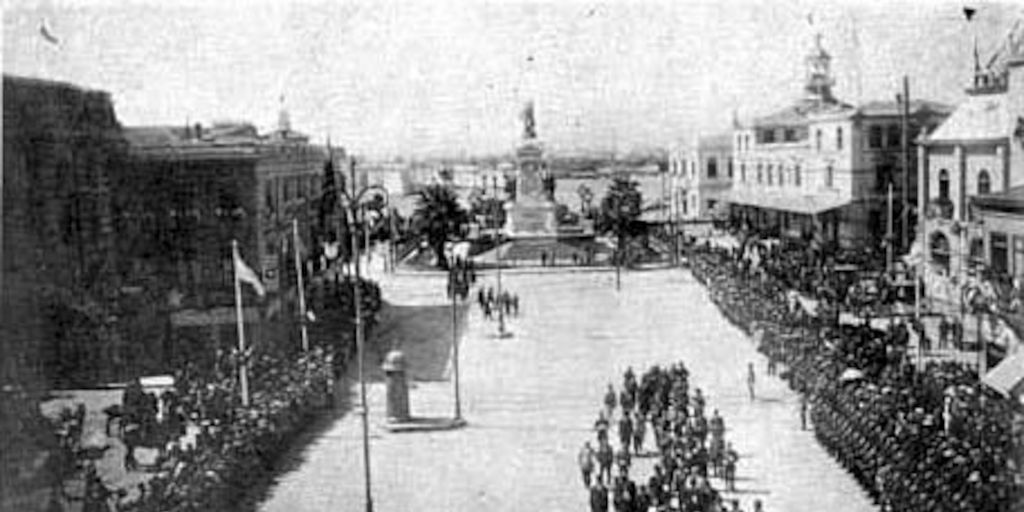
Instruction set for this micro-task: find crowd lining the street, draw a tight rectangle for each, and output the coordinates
[690,239,1019,512]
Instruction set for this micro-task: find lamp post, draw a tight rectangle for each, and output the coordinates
[339,158,389,512]
[491,178,510,338]
[447,264,471,421]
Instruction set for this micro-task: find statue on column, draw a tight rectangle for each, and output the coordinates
[521,101,537,140]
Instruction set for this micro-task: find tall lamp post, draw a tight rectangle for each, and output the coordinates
[492,177,510,338]
[447,264,471,422]
[339,157,389,512]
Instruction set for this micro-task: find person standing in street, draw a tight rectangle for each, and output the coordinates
[589,479,609,512]
[618,412,634,453]
[632,412,646,455]
[578,441,596,488]
[604,383,618,419]
[596,439,614,485]
[746,363,756,401]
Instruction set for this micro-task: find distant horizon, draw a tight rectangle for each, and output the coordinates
[5,1,1021,158]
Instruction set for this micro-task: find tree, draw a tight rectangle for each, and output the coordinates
[412,184,467,269]
[598,175,643,269]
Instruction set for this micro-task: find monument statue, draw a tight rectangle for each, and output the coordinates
[505,99,557,237]
[521,101,537,140]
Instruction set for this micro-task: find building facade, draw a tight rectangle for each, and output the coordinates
[2,75,124,388]
[919,19,1024,306]
[669,134,733,222]
[115,116,339,369]
[730,34,949,250]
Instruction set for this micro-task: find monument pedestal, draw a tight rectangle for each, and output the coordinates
[504,199,557,238]
[504,139,558,238]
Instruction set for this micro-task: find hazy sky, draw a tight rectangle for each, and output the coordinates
[4,0,1021,157]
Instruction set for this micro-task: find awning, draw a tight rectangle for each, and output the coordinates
[982,350,1024,398]
[727,190,850,215]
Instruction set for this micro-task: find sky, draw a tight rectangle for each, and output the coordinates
[3,0,1022,158]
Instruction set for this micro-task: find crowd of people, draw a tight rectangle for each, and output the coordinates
[85,347,339,512]
[476,286,519,320]
[579,365,762,512]
[690,240,1020,512]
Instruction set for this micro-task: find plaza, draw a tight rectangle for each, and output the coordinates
[258,255,874,512]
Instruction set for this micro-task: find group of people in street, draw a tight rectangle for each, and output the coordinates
[579,365,761,512]
[691,237,1020,512]
[476,286,519,320]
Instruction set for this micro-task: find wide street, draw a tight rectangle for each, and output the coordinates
[258,257,876,512]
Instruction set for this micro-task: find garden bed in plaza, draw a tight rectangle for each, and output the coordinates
[690,247,1020,512]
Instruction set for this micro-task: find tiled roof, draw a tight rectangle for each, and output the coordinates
[925,93,1012,143]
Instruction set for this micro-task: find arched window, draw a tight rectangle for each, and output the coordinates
[794,165,802,187]
[707,157,718,179]
[938,169,950,200]
[825,165,834,188]
[930,232,951,274]
[766,165,773,185]
[727,158,734,178]
[978,170,991,195]
[836,127,844,150]
[757,163,763,184]
[740,163,746,182]
[816,129,823,151]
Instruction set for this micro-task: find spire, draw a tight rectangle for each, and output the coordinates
[803,32,836,105]
[277,94,291,134]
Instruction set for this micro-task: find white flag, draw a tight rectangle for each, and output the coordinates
[233,244,266,297]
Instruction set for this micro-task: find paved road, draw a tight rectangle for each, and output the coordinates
[259,263,877,512]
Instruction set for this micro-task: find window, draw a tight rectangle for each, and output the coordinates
[762,129,776,144]
[727,158,734,178]
[816,129,822,151]
[745,134,751,150]
[707,157,718,179]
[938,169,950,200]
[825,165,834,188]
[757,164,763,184]
[784,128,797,142]
[868,126,883,149]
[283,178,292,202]
[887,125,901,148]
[707,200,718,212]
[836,127,844,150]
[992,232,1009,274]
[794,165,802,187]
[740,163,746,182]
[978,170,991,195]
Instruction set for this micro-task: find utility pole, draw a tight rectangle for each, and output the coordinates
[349,158,374,512]
[900,76,911,253]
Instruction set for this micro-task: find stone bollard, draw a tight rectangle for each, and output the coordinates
[382,350,410,423]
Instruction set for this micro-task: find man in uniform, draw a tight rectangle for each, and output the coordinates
[578,441,596,488]
[590,479,609,512]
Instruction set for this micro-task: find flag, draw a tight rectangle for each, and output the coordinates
[39,19,60,45]
[233,243,266,297]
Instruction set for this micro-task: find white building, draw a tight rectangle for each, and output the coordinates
[669,134,733,222]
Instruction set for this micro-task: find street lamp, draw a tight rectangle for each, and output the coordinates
[338,157,390,512]
[447,264,472,422]
[491,177,511,338]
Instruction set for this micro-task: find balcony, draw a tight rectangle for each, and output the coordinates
[927,198,954,220]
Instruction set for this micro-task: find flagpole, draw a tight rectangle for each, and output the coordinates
[232,239,251,407]
[293,219,310,352]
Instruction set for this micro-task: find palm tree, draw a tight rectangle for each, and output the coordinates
[598,175,642,288]
[413,184,467,269]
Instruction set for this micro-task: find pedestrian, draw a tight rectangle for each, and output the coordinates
[597,439,614,484]
[604,384,618,419]
[746,363,756,401]
[632,412,646,455]
[724,443,739,491]
[752,499,764,512]
[618,412,633,453]
[590,479,609,512]
[482,301,492,320]
[578,441,596,488]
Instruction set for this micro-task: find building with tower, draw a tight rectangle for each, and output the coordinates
[918,18,1024,308]
[730,33,950,250]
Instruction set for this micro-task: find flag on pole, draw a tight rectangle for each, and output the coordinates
[233,243,266,297]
